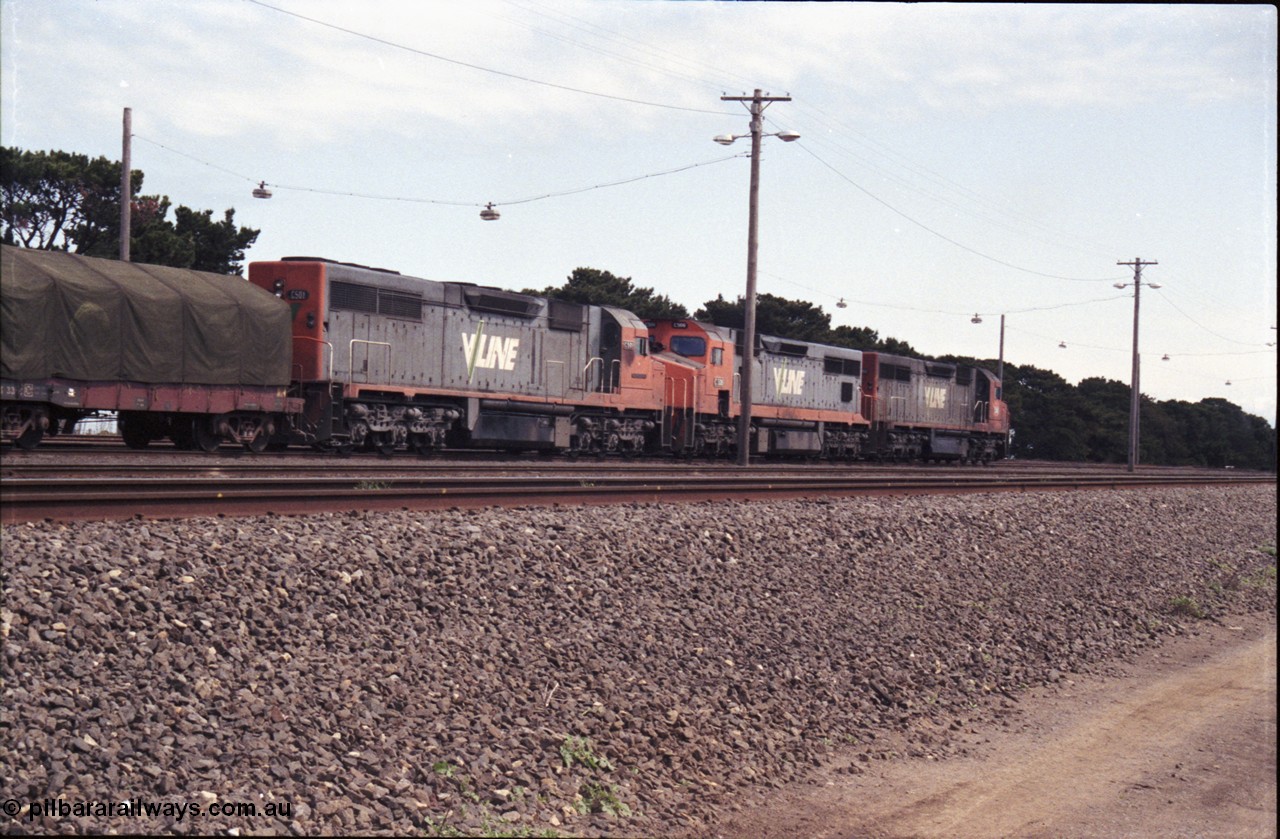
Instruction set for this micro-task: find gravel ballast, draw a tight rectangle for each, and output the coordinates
[2,486,1275,836]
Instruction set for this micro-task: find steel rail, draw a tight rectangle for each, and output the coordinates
[1,470,1272,524]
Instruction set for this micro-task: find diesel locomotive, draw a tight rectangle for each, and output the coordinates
[1,246,1010,461]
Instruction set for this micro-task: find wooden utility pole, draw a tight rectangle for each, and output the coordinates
[120,107,131,262]
[720,90,791,466]
[1117,257,1158,472]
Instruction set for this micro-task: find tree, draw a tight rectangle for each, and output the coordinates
[696,292,921,355]
[1,146,259,274]
[1000,363,1091,461]
[526,267,689,319]
[695,292,832,342]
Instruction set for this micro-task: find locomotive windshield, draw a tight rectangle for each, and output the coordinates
[669,336,706,358]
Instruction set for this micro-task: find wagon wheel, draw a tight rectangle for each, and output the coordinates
[192,418,223,453]
[14,424,44,451]
[244,428,271,454]
[119,417,151,450]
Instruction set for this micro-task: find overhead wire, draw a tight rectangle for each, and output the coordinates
[135,134,744,209]
[795,142,1125,284]
[243,0,732,117]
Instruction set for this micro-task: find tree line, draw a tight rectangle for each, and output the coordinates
[3,146,1273,469]
[2,146,258,274]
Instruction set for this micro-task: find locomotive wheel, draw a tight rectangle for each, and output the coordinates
[244,431,270,454]
[192,418,222,453]
[371,431,396,457]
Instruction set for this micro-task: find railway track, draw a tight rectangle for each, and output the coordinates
[1,457,1272,523]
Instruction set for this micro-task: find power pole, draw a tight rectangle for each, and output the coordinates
[1117,258,1158,472]
[720,89,791,466]
[120,107,131,262]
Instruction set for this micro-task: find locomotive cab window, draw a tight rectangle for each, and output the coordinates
[670,336,707,358]
[711,347,724,366]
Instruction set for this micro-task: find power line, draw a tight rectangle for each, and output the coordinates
[243,0,731,116]
[796,143,1126,284]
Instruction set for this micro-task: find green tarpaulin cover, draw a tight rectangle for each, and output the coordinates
[1,245,291,386]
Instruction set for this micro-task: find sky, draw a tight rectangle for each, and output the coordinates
[3,1,1276,426]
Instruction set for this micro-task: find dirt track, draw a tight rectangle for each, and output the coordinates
[711,615,1277,839]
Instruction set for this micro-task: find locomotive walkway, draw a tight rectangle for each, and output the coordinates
[1,454,1271,523]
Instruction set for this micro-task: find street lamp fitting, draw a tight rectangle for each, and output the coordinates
[713,129,799,146]
[480,203,500,221]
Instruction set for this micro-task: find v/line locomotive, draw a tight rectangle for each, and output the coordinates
[1,246,1010,461]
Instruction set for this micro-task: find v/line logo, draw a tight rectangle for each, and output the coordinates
[772,365,806,396]
[462,324,520,380]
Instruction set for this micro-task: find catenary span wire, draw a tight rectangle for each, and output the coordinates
[243,0,732,117]
[137,134,743,209]
[133,136,258,183]
[265,153,745,207]
[795,143,1125,284]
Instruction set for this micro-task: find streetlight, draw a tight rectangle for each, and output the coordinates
[1115,258,1159,472]
[715,89,799,466]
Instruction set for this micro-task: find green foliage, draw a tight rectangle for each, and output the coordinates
[526,267,688,319]
[559,736,613,771]
[574,782,631,817]
[694,292,918,354]
[2,146,259,274]
[1168,595,1206,619]
[1000,366,1276,470]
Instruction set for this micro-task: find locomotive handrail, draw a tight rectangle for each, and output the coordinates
[583,357,602,391]
[348,339,392,385]
[610,359,622,397]
[292,336,334,381]
[583,357,620,395]
[973,399,989,424]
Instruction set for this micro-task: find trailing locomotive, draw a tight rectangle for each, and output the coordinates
[2,248,1010,461]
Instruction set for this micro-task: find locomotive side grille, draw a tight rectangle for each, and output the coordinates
[378,290,424,320]
[330,281,377,314]
[824,356,862,377]
[330,281,423,321]
[880,363,912,382]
